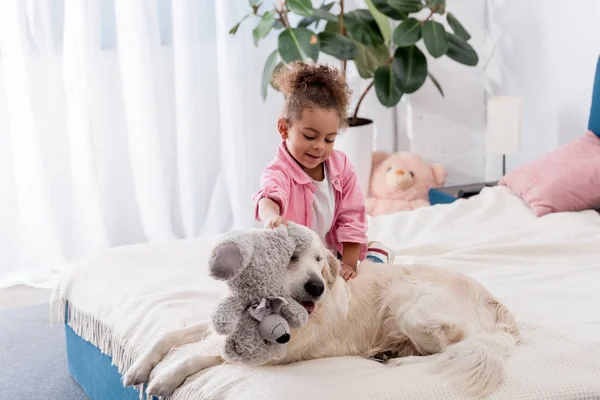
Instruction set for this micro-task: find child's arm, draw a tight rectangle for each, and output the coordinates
[258,198,286,228]
[253,166,290,229]
[340,242,361,280]
[334,158,368,280]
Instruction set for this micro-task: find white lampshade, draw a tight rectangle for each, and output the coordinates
[485,96,523,155]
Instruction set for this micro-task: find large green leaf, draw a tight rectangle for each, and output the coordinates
[253,11,275,46]
[288,0,314,17]
[447,12,471,41]
[387,0,424,14]
[426,0,446,13]
[261,50,279,100]
[297,3,334,28]
[229,15,249,35]
[392,45,428,93]
[445,32,478,66]
[344,10,384,46]
[313,8,337,22]
[324,21,340,34]
[354,42,390,79]
[393,18,421,47]
[370,0,408,19]
[374,65,403,107]
[428,72,444,97]
[278,28,320,63]
[318,32,358,60]
[366,0,392,44]
[422,20,447,58]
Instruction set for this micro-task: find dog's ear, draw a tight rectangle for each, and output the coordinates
[322,249,340,287]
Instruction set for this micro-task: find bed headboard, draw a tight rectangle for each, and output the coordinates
[589,56,600,138]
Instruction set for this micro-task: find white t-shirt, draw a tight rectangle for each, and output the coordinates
[311,166,336,245]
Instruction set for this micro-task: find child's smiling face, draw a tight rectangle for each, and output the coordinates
[278,107,340,176]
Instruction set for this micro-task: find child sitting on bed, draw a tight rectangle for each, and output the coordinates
[253,61,392,281]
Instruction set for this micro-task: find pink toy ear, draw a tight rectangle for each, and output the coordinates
[371,151,390,170]
[431,163,447,186]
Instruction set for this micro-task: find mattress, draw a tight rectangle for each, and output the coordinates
[56,186,600,399]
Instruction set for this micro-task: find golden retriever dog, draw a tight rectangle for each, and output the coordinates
[123,227,519,398]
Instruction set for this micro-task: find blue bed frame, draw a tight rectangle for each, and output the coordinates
[589,56,600,138]
[65,304,142,400]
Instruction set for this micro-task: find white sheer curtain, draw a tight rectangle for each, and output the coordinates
[0,0,287,288]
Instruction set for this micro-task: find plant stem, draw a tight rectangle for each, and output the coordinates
[353,80,374,120]
[352,56,392,119]
[339,0,346,77]
[276,0,291,28]
[423,8,435,23]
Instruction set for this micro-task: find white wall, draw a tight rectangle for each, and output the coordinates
[394,0,487,185]
[484,0,600,180]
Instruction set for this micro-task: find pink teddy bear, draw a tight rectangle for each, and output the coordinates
[366,151,448,216]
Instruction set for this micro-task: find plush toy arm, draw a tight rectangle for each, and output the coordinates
[411,199,430,209]
[211,296,247,335]
[279,297,308,329]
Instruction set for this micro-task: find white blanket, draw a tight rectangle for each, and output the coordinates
[51,186,600,399]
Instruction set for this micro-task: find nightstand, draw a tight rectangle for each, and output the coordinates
[436,181,498,199]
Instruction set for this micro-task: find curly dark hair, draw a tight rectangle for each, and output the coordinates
[272,61,352,127]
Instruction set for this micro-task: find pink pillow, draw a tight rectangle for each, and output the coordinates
[499,130,600,217]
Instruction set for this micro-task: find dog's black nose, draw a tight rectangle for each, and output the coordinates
[304,280,325,297]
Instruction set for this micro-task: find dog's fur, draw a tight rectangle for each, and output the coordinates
[123,228,520,398]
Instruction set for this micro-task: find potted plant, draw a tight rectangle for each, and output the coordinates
[230,0,478,194]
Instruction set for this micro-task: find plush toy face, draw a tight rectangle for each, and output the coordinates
[209,223,313,300]
[369,151,447,201]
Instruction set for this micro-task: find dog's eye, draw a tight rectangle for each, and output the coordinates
[315,255,322,262]
[291,255,298,262]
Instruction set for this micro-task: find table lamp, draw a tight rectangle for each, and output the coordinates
[485,96,523,176]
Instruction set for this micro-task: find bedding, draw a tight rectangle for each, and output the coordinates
[51,186,600,399]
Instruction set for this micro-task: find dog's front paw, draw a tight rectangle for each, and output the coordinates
[122,360,151,387]
[146,370,182,398]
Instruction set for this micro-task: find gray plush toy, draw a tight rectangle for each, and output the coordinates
[208,222,312,365]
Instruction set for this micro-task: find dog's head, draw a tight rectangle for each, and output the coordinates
[283,227,340,315]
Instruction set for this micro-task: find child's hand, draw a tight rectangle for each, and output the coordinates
[264,216,287,229]
[339,262,357,281]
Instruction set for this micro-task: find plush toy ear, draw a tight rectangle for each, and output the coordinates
[431,163,448,187]
[371,151,390,171]
[208,233,255,281]
[285,221,312,253]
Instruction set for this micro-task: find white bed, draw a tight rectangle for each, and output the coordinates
[51,186,600,399]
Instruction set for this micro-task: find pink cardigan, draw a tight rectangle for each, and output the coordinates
[253,142,368,260]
